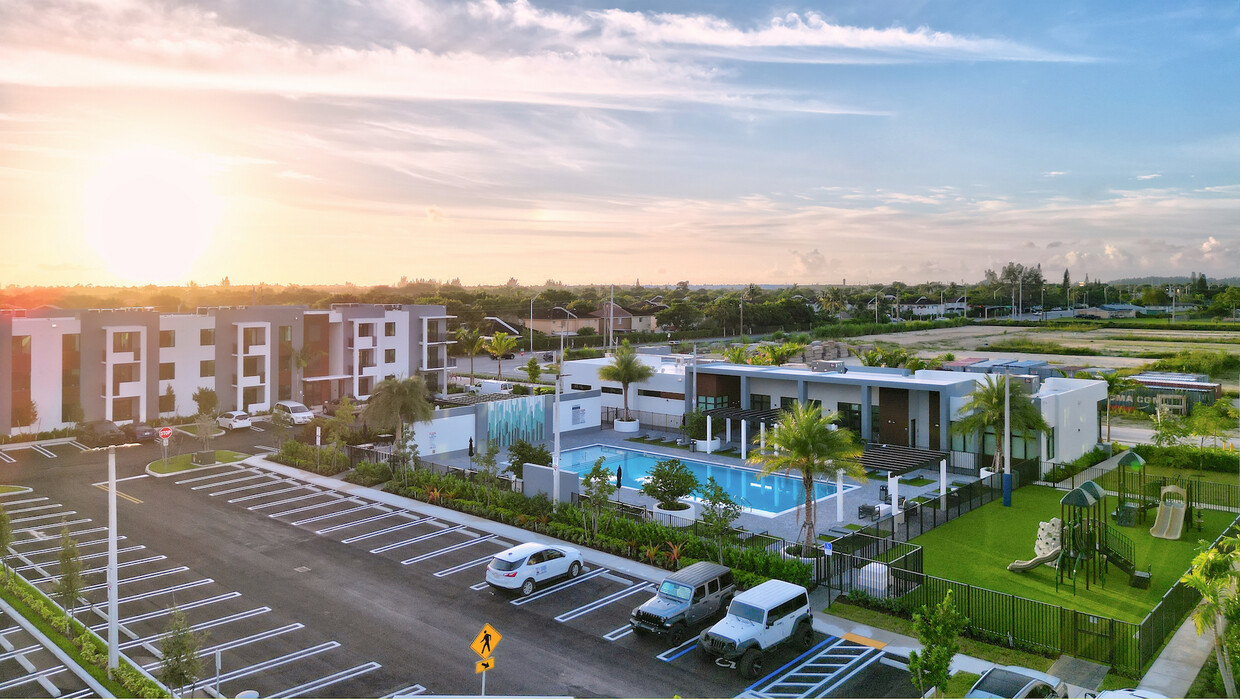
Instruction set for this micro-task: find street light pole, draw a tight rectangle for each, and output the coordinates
[107,445,118,670]
[528,295,535,354]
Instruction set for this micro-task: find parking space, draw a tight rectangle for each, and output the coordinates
[0,612,94,698]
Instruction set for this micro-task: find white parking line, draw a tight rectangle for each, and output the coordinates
[67,440,89,451]
[8,503,62,515]
[470,581,491,591]
[175,468,243,485]
[29,555,166,583]
[0,451,16,463]
[90,474,149,486]
[1,496,48,506]
[291,503,376,526]
[179,641,341,694]
[341,517,432,544]
[12,510,76,524]
[604,625,634,641]
[370,524,466,554]
[401,534,496,565]
[655,637,699,662]
[15,518,89,534]
[315,510,400,535]
[191,474,266,491]
[79,566,190,593]
[17,534,121,556]
[90,592,242,631]
[555,583,654,622]
[144,624,307,672]
[384,684,428,697]
[434,554,496,578]
[271,662,383,698]
[31,445,55,458]
[0,665,67,692]
[122,608,272,650]
[248,492,329,511]
[511,568,609,605]
[210,478,285,497]
[117,579,213,605]
[64,689,93,699]
[270,497,357,519]
[229,485,302,503]
[17,545,144,571]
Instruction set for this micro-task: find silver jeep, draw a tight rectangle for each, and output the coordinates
[698,579,814,678]
[630,562,735,646]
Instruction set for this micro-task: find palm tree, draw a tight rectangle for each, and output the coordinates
[1099,372,1140,442]
[1180,537,1240,698]
[598,341,654,422]
[951,374,1050,473]
[748,402,865,553]
[754,342,806,366]
[819,287,848,318]
[721,345,750,365]
[363,376,434,477]
[455,327,487,387]
[485,332,518,378]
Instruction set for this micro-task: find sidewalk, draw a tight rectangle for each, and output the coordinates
[1138,612,1214,697]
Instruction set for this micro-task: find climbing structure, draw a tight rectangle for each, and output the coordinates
[1057,480,1142,593]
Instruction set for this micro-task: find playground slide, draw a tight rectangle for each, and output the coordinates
[1008,548,1061,572]
[1150,501,1185,540]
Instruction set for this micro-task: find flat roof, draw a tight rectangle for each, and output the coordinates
[697,364,979,390]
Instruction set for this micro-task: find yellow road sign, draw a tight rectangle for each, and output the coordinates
[471,623,501,658]
[476,657,495,674]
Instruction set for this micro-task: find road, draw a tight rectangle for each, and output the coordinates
[0,429,913,698]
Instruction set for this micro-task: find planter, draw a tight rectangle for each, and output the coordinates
[784,543,827,562]
[693,437,721,453]
[652,500,696,527]
[613,418,640,433]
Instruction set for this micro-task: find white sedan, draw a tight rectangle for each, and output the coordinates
[217,410,252,431]
[486,542,583,596]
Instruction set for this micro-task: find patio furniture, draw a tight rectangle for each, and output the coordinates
[879,484,889,501]
[858,503,880,521]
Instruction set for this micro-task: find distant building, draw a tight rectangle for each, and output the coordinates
[1111,371,1223,416]
[590,302,659,335]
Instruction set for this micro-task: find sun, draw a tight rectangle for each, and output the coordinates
[83,146,221,283]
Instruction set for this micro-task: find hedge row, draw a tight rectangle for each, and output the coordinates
[269,440,351,475]
[1133,444,1240,473]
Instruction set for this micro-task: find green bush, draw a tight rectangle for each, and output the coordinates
[270,439,350,475]
[1152,350,1240,377]
[1043,447,1111,482]
[1133,444,1240,473]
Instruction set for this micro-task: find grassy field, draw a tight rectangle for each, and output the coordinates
[910,485,1234,622]
[149,450,248,474]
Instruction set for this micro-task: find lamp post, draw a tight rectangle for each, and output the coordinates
[107,446,118,669]
[873,286,895,323]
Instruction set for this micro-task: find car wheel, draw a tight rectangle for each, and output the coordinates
[739,648,764,679]
[667,623,688,646]
[520,578,536,596]
[568,561,582,578]
[795,621,814,650]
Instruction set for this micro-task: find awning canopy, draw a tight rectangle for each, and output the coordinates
[704,406,785,425]
[860,443,951,475]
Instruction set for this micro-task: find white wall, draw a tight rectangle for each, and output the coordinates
[1037,377,1105,463]
[11,316,80,433]
[563,357,687,416]
[158,314,216,418]
[411,411,475,457]
[558,393,601,432]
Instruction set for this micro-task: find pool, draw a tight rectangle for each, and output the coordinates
[559,444,857,518]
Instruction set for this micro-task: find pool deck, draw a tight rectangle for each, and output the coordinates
[425,425,976,544]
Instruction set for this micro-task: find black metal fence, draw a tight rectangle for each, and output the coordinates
[1044,457,1240,512]
[601,407,684,433]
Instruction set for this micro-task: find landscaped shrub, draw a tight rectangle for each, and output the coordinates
[1133,444,1240,473]
[1043,447,1111,483]
[270,439,350,475]
[345,460,392,487]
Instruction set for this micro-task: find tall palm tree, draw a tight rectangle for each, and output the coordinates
[1100,372,1140,443]
[819,287,848,318]
[1181,537,1240,698]
[951,374,1050,473]
[748,402,865,553]
[598,341,654,422]
[455,327,487,387]
[485,332,518,379]
[363,376,434,474]
[754,342,806,366]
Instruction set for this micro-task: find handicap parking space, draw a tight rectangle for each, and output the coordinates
[732,635,916,699]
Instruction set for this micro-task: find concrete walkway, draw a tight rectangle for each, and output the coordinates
[1138,611,1214,697]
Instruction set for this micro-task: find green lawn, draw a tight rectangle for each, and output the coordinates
[0,485,28,494]
[149,450,248,474]
[1096,461,1239,488]
[910,485,1234,622]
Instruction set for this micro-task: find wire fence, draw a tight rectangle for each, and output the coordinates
[600,407,685,433]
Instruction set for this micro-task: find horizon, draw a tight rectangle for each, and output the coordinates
[1,1,1236,287]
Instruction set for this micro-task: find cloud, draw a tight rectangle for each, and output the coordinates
[1135,173,1161,180]
[1042,171,1067,178]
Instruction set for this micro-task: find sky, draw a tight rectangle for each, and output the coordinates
[0,0,1237,288]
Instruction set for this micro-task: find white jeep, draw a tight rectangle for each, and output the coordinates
[697,579,814,678]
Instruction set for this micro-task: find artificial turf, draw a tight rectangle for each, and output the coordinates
[910,485,1235,623]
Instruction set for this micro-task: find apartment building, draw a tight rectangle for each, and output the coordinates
[1,303,452,433]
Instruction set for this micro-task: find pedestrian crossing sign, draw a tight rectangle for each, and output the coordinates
[471,623,501,658]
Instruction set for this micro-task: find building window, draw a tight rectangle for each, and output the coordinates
[243,326,265,350]
[750,394,771,411]
[384,348,396,364]
[359,376,373,395]
[638,389,685,400]
[358,323,373,338]
[113,331,136,353]
[160,330,175,348]
[243,356,263,378]
[1046,427,1056,461]
[601,386,622,395]
[159,391,176,413]
[384,374,396,382]
[242,386,262,408]
[696,395,729,412]
[838,402,862,434]
[112,397,137,422]
[571,383,592,391]
[280,325,292,343]
[385,322,396,337]
[201,360,215,377]
[159,363,175,380]
[201,328,215,345]
[780,396,797,410]
[359,349,375,369]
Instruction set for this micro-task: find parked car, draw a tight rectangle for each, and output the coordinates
[541,352,554,361]
[77,419,125,448]
[631,561,735,645]
[489,351,515,360]
[485,542,583,596]
[217,411,252,431]
[698,579,814,679]
[273,400,314,425]
[965,666,1068,698]
[324,395,364,417]
[122,422,157,442]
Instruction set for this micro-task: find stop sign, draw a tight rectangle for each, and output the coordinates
[158,426,173,440]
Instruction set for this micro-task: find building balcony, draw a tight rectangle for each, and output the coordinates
[352,335,375,350]
[110,380,143,398]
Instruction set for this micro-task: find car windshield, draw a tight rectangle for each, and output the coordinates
[290,405,310,414]
[658,581,692,601]
[728,601,765,624]
[491,557,524,572]
[973,669,1034,697]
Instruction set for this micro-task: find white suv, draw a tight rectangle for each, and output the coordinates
[273,400,314,425]
[698,579,814,678]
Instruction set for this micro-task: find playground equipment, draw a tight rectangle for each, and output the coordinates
[1149,485,1187,540]
[1113,451,1202,533]
[1056,480,1146,593]
[1008,518,1062,572]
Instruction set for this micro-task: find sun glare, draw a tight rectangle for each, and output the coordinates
[84,146,220,283]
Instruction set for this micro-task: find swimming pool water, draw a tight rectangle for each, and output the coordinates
[559,444,856,517]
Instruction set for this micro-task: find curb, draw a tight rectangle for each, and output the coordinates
[0,596,115,698]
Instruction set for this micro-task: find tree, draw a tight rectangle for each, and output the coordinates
[270,404,293,447]
[580,457,618,539]
[194,411,216,453]
[1181,536,1240,698]
[951,375,1050,473]
[0,505,11,579]
[55,527,84,620]
[1151,407,1189,447]
[160,607,205,697]
[908,589,968,697]
[1061,269,1070,304]
[721,345,750,364]
[1099,373,1140,442]
[598,341,655,422]
[473,440,502,505]
[698,476,742,564]
[524,357,542,383]
[325,395,357,447]
[192,387,218,416]
[11,398,37,430]
[753,342,805,366]
[455,327,487,387]
[161,384,177,415]
[64,403,85,428]
[655,302,703,330]
[640,458,699,511]
[749,402,865,552]
[819,287,848,317]
[486,332,518,378]
[363,377,433,484]
[506,440,551,479]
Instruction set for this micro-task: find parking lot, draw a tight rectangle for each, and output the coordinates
[0,432,916,698]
